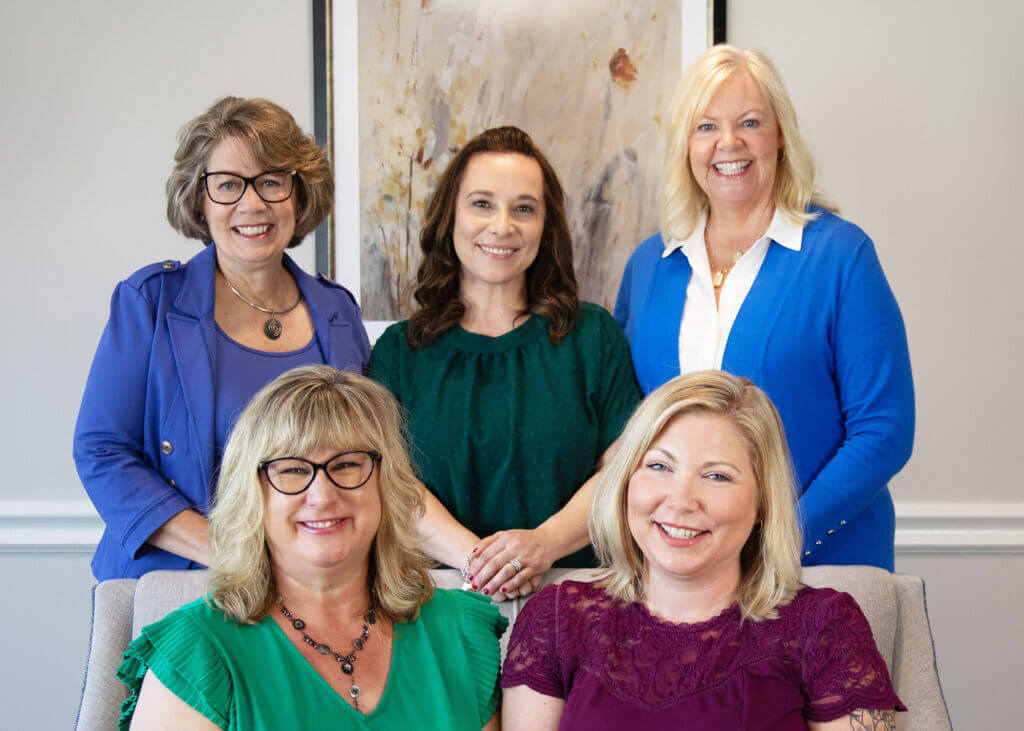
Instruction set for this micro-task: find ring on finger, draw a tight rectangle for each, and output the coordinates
[508,557,523,574]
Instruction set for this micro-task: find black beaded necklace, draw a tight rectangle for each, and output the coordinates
[278,598,376,709]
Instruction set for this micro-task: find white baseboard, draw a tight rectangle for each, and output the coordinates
[2,500,1024,554]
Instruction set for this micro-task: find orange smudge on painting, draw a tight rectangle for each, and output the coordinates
[609,48,638,88]
[421,0,433,9]
[592,60,598,70]
[415,145,424,163]
[423,158,433,170]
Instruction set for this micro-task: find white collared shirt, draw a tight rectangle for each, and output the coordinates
[663,208,805,373]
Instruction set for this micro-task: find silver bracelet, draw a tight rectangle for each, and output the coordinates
[460,552,473,583]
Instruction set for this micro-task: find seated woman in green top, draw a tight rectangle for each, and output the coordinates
[118,366,506,730]
[368,126,641,600]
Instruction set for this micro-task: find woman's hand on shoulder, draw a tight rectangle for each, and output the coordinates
[807,709,896,731]
[467,526,557,600]
[130,670,221,730]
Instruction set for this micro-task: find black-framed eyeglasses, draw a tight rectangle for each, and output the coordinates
[259,451,381,495]
[200,169,297,205]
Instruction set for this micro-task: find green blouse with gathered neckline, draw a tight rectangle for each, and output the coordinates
[367,302,641,567]
[116,588,507,730]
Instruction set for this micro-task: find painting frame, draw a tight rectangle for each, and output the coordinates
[314,0,725,339]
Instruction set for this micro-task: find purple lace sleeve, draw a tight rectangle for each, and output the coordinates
[802,591,907,721]
[500,584,564,698]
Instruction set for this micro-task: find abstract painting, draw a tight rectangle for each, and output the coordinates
[352,0,696,319]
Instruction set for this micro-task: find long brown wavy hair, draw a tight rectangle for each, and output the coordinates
[407,126,578,347]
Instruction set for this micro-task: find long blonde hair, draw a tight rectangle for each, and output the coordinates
[590,371,802,621]
[208,366,434,623]
[661,44,837,242]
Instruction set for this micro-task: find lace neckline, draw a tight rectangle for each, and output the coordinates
[629,595,742,631]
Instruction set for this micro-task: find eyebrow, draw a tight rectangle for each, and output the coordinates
[701,460,741,473]
[646,447,742,473]
[700,106,765,119]
[465,190,541,203]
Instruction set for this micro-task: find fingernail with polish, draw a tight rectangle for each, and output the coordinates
[483,588,491,595]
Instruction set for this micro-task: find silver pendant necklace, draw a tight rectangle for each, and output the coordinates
[219,268,302,339]
[278,598,376,709]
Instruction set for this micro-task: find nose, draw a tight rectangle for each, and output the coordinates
[489,206,514,236]
[238,181,269,211]
[718,124,741,149]
[304,467,337,506]
[666,475,702,512]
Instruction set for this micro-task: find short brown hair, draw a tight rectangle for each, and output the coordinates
[166,97,333,248]
[407,126,578,346]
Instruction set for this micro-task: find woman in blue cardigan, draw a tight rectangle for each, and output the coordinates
[74,98,370,580]
[615,46,913,569]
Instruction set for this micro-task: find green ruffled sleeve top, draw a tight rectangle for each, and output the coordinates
[368,303,641,567]
[116,588,508,730]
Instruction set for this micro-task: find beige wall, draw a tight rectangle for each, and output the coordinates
[728,1,1024,726]
[728,0,1024,503]
[0,0,316,504]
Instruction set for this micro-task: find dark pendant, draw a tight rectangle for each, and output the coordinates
[352,638,363,650]
[349,685,361,698]
[341,662,354,674]
[264,318,283,339]
[292,619,305,630]
[316,644,331,655]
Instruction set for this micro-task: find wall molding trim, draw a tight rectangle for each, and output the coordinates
[2,500,1024,554]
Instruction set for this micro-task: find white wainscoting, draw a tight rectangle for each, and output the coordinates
[2,500,1023,554]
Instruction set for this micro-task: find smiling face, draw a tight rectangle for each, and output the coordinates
[262,446,382,581]
[451,152,545,296]
[203,136,297,272]
[688,71,782,214]
[627,410,759,596]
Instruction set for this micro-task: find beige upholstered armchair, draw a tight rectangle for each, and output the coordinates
[76,565,950,730]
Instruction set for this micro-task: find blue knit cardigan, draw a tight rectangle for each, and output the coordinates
[614,208,914,569]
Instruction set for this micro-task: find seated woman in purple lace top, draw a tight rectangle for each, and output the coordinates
[502,371,905,730]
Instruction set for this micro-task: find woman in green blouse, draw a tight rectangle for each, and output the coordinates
[118,366,505,730]
[369,126,641,600]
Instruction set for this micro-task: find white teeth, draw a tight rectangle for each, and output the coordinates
[235,224,270,236]
[713,161,750,175]
[302,519,341,529]
[479,244,515,256]
[659,523,704,539]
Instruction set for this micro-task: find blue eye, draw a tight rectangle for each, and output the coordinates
[705,471,731,482]
[696,122,714,132]
[742,119,760,128]
[645,460,669,472]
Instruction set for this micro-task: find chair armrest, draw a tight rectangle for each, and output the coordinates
[75,579,138,731]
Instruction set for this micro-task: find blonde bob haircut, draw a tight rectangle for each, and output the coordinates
[208,366,434,624]
[590,371,803,621]
[166,96,333,248]
[661,44,837,241]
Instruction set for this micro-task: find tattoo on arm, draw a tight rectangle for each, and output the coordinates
[848,708,896,731]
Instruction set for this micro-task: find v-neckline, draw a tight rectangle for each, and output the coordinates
[267,613,400,718]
